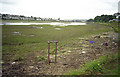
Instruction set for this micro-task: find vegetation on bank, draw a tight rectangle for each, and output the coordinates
[87,13,120,33]
[108,22,120,33]
[90,22,119,33]
[67,52,119,75]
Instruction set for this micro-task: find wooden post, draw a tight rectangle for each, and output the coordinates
[55,42,57,64]
[47,40,58,64]
[48,42,50,64]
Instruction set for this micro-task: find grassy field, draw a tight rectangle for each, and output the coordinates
[3,22,119,75]
[2,23,112,61]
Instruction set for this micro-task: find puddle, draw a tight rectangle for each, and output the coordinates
[12,32,20,34]
[12,31,26,36]
[55,28,61,30]
[30,34,35,37]
[32,26,43,29]
[12,32,21,35]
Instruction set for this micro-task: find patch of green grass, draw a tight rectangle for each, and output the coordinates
[38,56,46,61]
[85,61,103,74]
[99,22,120,33]
[67,52,118,75]
[101,63,119,75]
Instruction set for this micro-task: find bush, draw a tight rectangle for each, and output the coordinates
[86,60,103,73]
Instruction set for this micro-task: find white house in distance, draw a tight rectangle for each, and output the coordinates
[0,13,60,21]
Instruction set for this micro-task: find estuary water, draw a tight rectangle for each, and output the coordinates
[2,22,86,26]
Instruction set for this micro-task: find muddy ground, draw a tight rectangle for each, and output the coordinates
[2,31,118,75]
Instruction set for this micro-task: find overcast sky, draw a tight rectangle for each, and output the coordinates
[0,0,119,19]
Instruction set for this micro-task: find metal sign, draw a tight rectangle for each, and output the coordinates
[47,40,58,64]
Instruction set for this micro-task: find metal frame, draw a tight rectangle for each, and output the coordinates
[47,40,58,64]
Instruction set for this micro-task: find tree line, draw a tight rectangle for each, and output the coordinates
[87,14,116,22]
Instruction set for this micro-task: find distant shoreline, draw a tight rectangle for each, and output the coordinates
[1,21,87,26]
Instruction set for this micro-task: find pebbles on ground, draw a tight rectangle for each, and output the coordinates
[11,62,16,64]
[29,66,34,68]
[68,51,71,53]
[82,51,86,54]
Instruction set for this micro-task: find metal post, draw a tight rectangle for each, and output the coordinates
[48,43,50,64]
[55,42,57,64]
